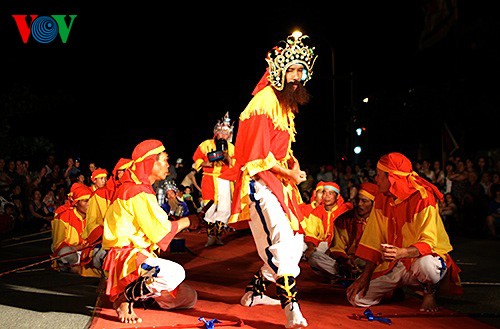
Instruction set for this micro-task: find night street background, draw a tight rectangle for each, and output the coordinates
[1,0,498,169]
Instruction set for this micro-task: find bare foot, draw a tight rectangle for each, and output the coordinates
[420,293,441,312]
[113,293,143,323]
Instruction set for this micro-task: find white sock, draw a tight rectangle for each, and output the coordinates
[240,291,280,307]
[284,302,308,328]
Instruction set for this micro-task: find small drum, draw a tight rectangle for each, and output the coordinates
[207,150,224,162]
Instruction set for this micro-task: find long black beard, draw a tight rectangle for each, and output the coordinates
[275,81,311,114]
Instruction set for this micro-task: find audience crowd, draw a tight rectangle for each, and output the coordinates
[0,152,499,241]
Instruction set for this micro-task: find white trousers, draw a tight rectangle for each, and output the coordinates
[352,255,447,307]
[142,257,197,309]
[204,178,231,224]
[248,179,304,282]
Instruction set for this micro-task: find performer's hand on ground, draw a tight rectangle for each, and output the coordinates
[347,272,370,304]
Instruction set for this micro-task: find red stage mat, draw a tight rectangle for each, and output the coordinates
[89,229,495,329]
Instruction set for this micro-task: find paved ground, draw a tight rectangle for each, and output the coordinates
[0,231,499,329]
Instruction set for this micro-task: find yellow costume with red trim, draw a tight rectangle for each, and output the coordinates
[51,183,99,277]
[330,182,378,260]
[102,141,180,302]
[303,183,353,247]
[52,203,87,255]
[299,181,326,218]
[355,153,462,295]
[220,85,304,231]
[83,159,131,245]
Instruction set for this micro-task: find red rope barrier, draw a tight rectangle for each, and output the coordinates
[0,243,97,277]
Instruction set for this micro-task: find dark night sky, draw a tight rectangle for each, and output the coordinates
[2,1,499,170]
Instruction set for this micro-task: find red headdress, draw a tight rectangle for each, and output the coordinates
[91,168,108,182]
[377,152,443,202]
[358,182,378,201]
[125,139,165,185]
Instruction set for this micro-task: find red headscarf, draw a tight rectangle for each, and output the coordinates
[68,182,92,205]
[377,152,443,202]
[112,158,132,178]
[91,168,108,182]
[105,158,132,192]
[358,182,378,201]
[124,139,166,185]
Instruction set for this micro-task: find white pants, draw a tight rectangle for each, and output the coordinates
[307,250,339,279]
[204,178,231,225]
[248,179,304,282]
[142,257,197,309]
[352,255,447,307]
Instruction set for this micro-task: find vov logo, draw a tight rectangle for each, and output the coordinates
[12,15,77,44]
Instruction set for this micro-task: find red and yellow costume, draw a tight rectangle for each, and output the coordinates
[83,159,131,245]
[51,183,98,277]
[52,183,91,254]
[192,138,235,205]
[102,140,180,301]
[90,168,108,192]
[303,182,353,248]
[221,85,304,231]
[355,153,462,295]
[330,182,378,261]
[299,181,325,218]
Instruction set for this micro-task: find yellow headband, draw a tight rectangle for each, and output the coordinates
[358,189,375,201]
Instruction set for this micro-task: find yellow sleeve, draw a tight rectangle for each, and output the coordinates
[330,222,349,257]
[103,192,175,249]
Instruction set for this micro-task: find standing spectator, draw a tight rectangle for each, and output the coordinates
[180,167,202,199]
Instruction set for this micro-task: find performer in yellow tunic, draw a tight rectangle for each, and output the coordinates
[299,181,325,218]
[83,158,131,270]
[302,182,353,281]
[83,158,131,246]
[51,182,100,277]
[330,182,378,279]
[220,31,317,329]
[102,139,199,324]
[347,152,462,312]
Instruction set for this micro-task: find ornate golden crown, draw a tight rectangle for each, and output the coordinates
[213,111,234,140]
[265,31,318,91]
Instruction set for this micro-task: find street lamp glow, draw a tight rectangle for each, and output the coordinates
[354,146,362,154]
[356,128,363,136]
[363,97,369,103]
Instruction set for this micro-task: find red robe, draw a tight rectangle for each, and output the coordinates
[220,86,305,231]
